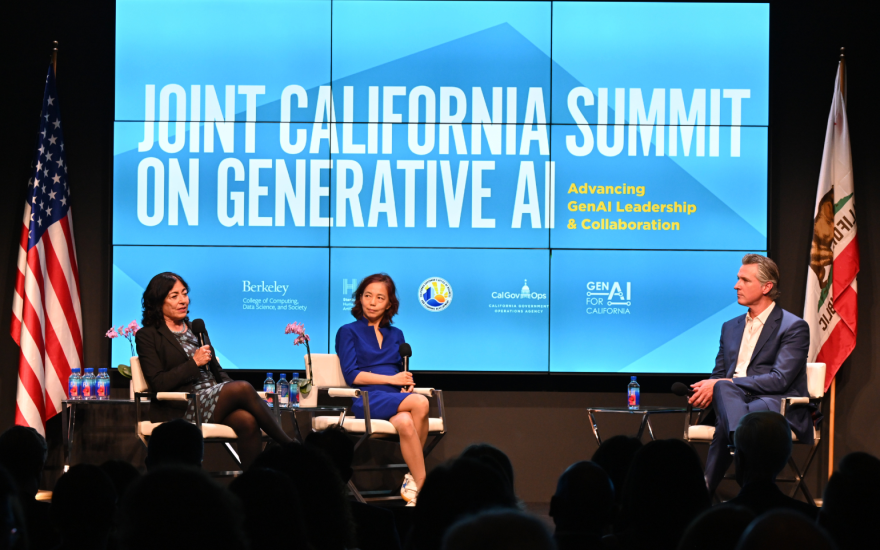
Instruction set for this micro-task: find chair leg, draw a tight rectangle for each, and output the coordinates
[348,480,366,504]
[422,432,445,458]
[787,444,820,504]
[224,441,242,466]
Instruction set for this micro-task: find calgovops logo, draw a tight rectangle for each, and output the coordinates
[419,277,452,312]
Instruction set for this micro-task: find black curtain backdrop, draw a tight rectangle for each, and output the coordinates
[3,0,877,502]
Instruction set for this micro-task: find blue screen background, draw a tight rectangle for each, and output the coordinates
[113,0,769,374]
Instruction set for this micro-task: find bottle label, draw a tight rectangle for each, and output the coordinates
[69,384,78,398]
[83,384,91,397]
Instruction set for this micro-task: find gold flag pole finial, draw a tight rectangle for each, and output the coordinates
[51,41,58,75]
[839,47,846,104]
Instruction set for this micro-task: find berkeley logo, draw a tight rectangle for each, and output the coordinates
[242,280,289,296]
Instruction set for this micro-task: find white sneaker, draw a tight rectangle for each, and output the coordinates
[401,472,419,502]
[405,496,418,507]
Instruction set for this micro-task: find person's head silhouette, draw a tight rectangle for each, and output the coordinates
[441,509,555,550]
[591,435,642,506]
[411,458,517,550]
[818,452,880,550]
[736,510,835,550]
[229,467,309,549]
[0,427,48,499]
[51,464,117,550]
[733,411,792,486]
[619,439,709,550]
[145,419,203,470]
[305,426,355,482]
[677,505,755,550]
[252,442,355,550]
[550,460,614,536]
[460,444,516,495]
[117,466,247,550]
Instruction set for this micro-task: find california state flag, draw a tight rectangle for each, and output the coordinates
[804,61,858,391]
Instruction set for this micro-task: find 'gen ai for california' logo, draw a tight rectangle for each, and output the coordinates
[419,278,452,312]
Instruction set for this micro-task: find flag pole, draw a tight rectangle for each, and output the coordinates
[51,40,58,75]
[827,47,846,481]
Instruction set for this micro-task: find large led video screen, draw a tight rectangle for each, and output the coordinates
[112,1,769,374]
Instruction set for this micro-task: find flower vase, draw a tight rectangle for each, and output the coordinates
[129,356,140,400]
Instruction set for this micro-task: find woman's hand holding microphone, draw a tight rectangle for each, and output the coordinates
[192,345,213,367]
[389,371,414,392]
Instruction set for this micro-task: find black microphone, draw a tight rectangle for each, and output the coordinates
[191,319,207,347]
[399,343,413,372]
[671,382,694,397]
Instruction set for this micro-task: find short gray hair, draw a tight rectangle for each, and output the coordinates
[742,254,780,300]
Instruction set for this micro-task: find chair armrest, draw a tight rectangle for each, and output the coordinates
[785,397,811,405]
[156,392,194,402]
[328,388,360,398]
[413,387,435,396]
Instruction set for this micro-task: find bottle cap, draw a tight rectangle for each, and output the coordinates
[85,368,94,373]
[267,373,273,378]
[99,368,107,373]
[292,373,299,378]
[631,376,636,381]
[73,367,80,373]
[280,373,287,379]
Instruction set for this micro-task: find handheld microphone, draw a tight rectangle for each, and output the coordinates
[399,343,413,372]
[399,343,413,391]
[671,382,694,397]
[191,319,207,347]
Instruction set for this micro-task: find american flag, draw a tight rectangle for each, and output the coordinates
[11,66,83,436]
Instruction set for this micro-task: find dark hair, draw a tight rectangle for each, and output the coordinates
[141,272,189,327]
[229,468,309,550]
[0,426,48,495]
[146,419,204,470]
[117,466,247,550]
[51,464,117,541]
[350,273,399,326]
[305,426,355,483]
[460,444,515,493]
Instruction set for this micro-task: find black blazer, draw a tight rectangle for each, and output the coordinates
[135,321,233,422]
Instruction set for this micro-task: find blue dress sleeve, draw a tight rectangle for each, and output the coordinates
[335,325,361,387]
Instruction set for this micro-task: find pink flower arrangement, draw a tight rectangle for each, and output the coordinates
[106,320,140,356]
[285,322,313,395]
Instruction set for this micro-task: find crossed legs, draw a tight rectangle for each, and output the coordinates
[213,381,292,469]
[389,393,431,490]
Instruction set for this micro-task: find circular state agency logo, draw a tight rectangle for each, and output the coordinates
[419,277,453,312]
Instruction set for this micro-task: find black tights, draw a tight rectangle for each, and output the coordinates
[213,381,292,468]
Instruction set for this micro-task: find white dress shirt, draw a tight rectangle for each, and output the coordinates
[733,302,776,378]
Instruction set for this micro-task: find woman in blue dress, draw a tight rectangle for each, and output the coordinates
[335,273,430,506]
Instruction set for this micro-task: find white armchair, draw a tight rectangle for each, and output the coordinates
[683,362,826,503]
[131,357,278,475]
[301,353,447,502]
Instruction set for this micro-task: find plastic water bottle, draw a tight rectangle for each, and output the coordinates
[278,373,290,409]
[96,368,110,400]
[291,373,300,408]
[627,376,640,410]
[68,367,82,400]
[83,368,96,400]
[263,373,275,406]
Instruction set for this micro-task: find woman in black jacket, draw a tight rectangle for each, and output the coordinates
[135,272,291,467]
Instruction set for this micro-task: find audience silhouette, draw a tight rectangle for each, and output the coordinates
[99,460,141,502]
[116,466,248,550]
[735,510,836,550]
[228,467,310,549]
[305,426,402,550]
[51,464,117,550]
[459,444,517,497]
[0,426,58,550]
[614,439,710,550]
[1,464,27,550]
[144,418,204,470]
[441,509,556,550]
[677,505,755,550]
[251,441,356,550]
[727,411,818,518]
[591,435,642,508]
[549,461,614,550]
[818,452,880,550]
[410,457,517,550]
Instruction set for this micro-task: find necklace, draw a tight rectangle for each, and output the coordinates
[168,323,187,334]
